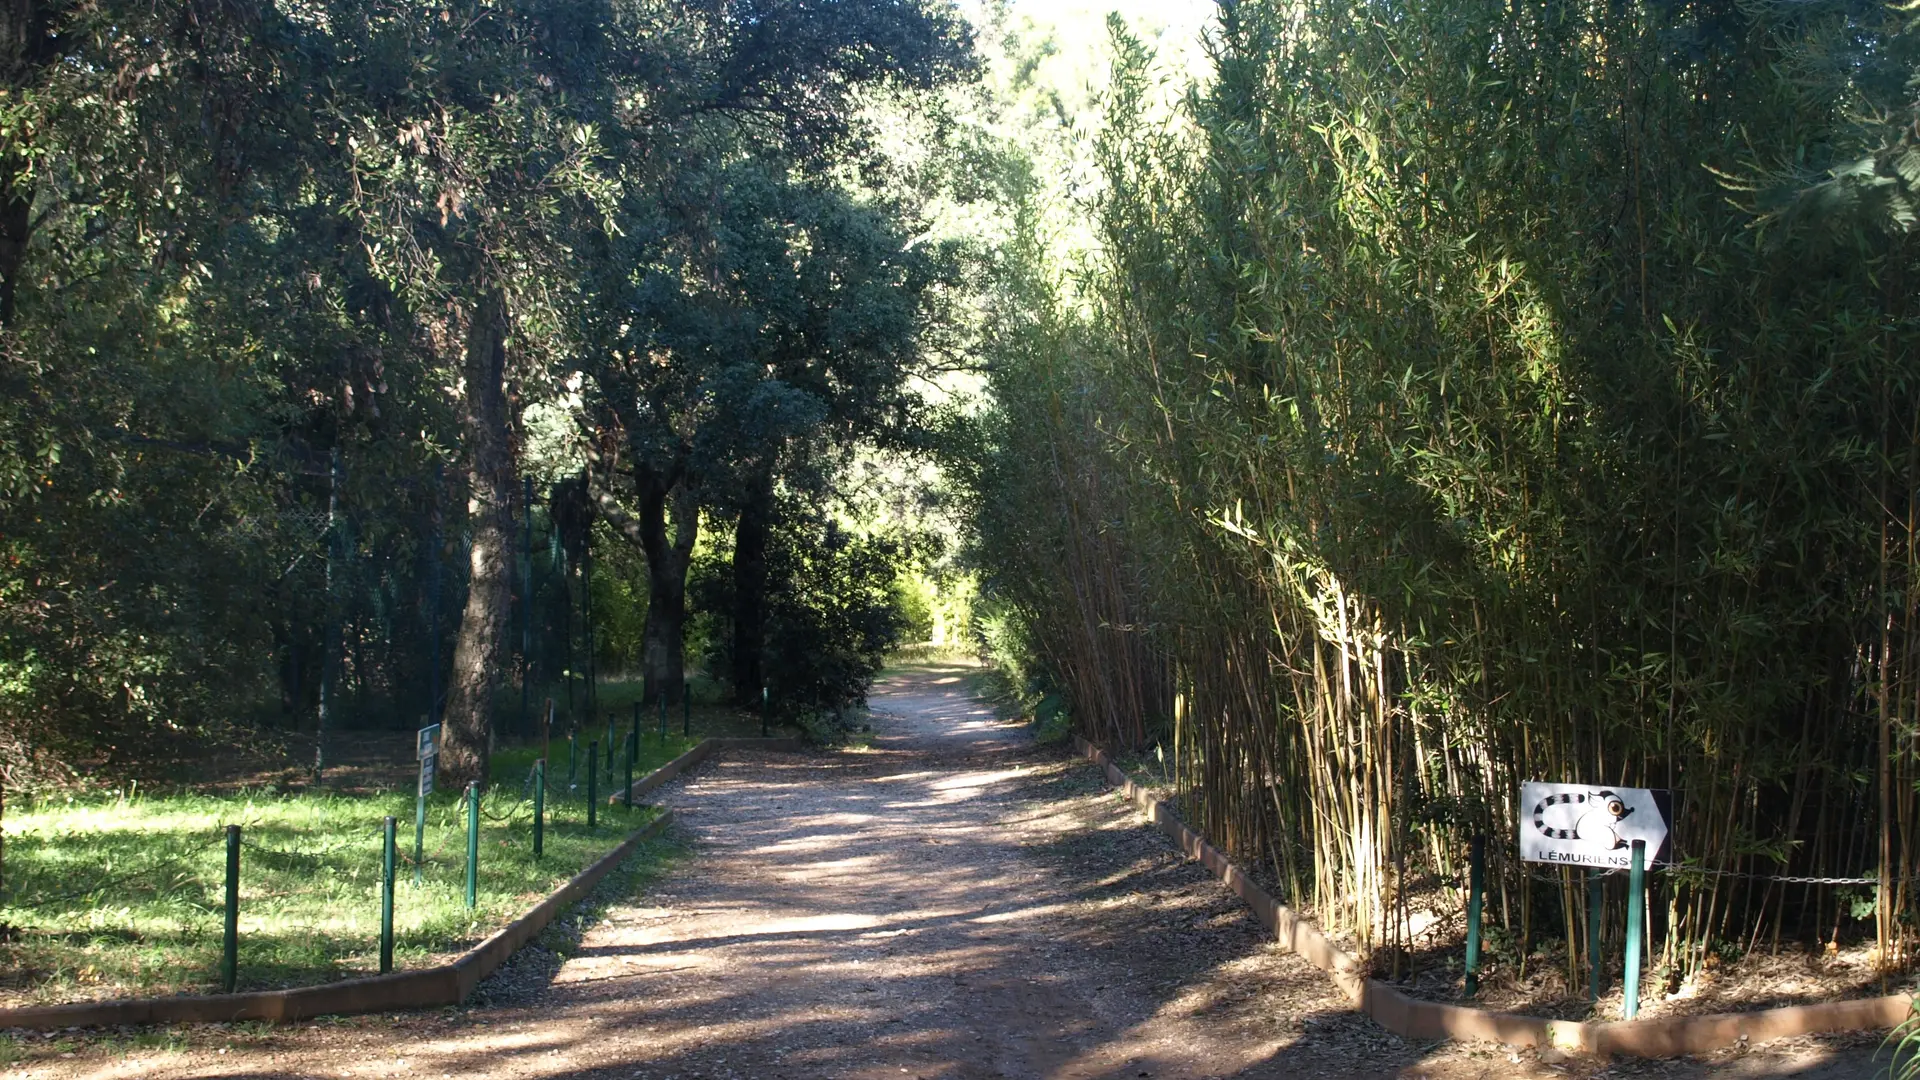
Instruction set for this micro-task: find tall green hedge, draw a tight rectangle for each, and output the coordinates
[975,0,1920,983]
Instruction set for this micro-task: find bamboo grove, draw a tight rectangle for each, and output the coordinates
[970,0,1920,985]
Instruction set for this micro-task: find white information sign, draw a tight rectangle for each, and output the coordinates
[417,723,441,796]
[1520,781,1671,869]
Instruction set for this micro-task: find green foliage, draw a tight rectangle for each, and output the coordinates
[891,576,937,643]
[969,0,1920,970]
[0,0,982,782]
[1884,1009,1920,1080]
[762,512,913,721]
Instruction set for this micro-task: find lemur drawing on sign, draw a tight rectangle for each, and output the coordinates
[1532,790,1633,851]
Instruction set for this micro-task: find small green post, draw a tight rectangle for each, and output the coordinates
[221,824,240,993]
[1587,869,1604,1005]
[464,782,479,910]
[1624,839,1646,1019]
[761,685,769,738]
[1464,834,1485,997]
[533,759,545,859]
[658,695,667,745]
[380,815,396,974]
[567,733,577,791]
[587,741,598,828]
[683,688,690,737]
[605,719,615,781]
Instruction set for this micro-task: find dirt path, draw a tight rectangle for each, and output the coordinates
[1,665,1886,1079]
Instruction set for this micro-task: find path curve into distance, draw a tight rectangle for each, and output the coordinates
[11,665,1877,1080]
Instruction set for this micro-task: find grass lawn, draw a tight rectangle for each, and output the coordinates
[0,733,698,1007]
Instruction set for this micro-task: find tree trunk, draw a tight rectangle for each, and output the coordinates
[0,0,54,330]
[440,291,516,790]
[314,447,343,777]
[730,469,775,703]
[0,171,28,329]
[635,468,698,705]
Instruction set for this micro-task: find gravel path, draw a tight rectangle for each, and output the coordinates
[0,665,1885,1079]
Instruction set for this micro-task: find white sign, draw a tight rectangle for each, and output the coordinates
[1520,782,1671,869]
[417,723,441,796]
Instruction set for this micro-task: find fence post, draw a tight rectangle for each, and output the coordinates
[222,824,240,993]
[465,782,479,910]
[380,816,396,974]
[1587,869,1604,1004]
[1464,834,1485,997]
[761,685,768,738]
[534,759,545,858]
[624,731,634,810]
[588,741,598,828]
[1624,839,1646,1019]
[567,733,577,792]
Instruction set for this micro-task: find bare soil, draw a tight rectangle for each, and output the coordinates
[0,665,1883,1079]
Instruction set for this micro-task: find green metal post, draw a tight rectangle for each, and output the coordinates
[761,685,768,738]
[222,824,240,993]
[533,759,545,859]
[464,782,479,910]
[1624,839,1646,1019]
[567,733,576,792]
[1464,834,1484,997]
[1587,869,1604,1004]
[605,719,615,781]
[588,741,598,829]
[380,815,396,974]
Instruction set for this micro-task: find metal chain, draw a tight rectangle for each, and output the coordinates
[478,795,531,824]
[1681,866,1900,886]
[1520,865,1912,887]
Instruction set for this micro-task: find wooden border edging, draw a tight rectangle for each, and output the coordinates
[0,735,803,1031]
[1071,736,1915,1059]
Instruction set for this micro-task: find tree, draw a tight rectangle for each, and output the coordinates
[579,1,973,704]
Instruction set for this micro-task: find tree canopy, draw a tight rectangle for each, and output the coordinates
[0,0,978,786]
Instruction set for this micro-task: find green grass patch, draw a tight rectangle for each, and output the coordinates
[0,735,697,1006]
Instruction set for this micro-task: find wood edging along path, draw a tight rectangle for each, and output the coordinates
[1072,735,1914,1060]
[0,736,805,1032]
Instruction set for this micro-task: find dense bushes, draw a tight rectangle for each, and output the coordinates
[973,1,1920,979]
[694,507,916,734]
